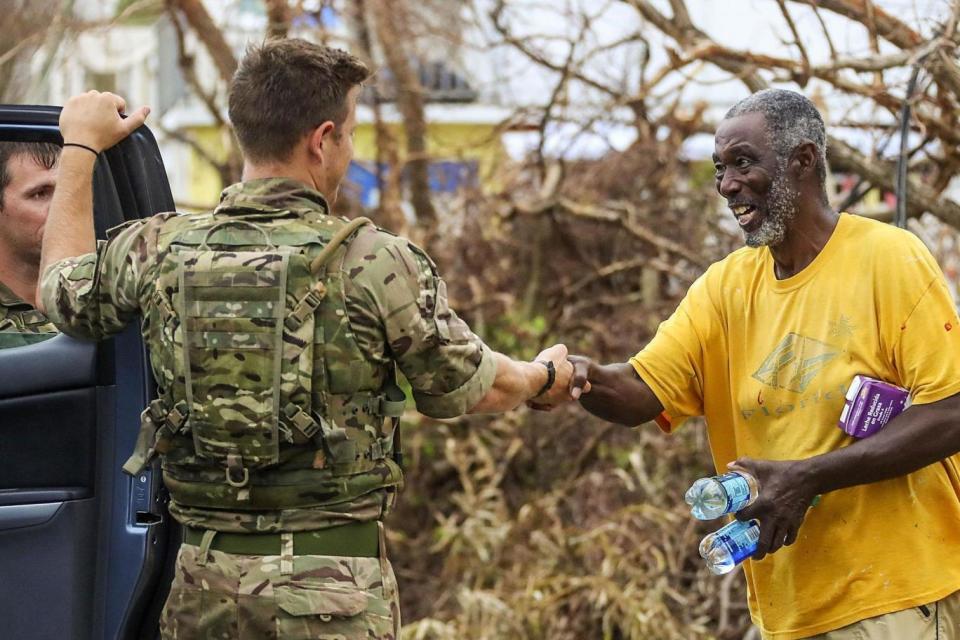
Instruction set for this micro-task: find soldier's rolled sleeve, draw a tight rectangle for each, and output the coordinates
[347,233,496,419]
[414,339,497,418]
[40,216,167,340]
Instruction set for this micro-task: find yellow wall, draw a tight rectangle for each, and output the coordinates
[182,120,507,202]
[185,126,231,209]
[353,121,507,185]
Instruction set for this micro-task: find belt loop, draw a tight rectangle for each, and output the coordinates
[377,521,390,583]
[377,521,388,558]
[377,521,396,600]
[281,532,295,575]
[197,529,217,566]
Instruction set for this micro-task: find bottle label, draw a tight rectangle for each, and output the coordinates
[716,520,760,564]
[717,472,752,513]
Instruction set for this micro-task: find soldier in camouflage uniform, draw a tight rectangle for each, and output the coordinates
[0,281,57,348]
[37,40,575,638]
[0,142,59,348]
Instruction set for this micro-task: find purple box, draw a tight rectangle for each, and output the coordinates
[838,375,910,438]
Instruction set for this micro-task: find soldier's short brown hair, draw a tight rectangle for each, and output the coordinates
[228,38,370,163]
[0,141,60,209]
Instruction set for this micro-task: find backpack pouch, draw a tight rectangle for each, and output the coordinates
[179,249,289,469]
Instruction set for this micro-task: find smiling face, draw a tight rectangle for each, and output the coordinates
[713,112,799,248]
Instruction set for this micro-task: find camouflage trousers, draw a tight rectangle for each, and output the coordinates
[159,535,401,639]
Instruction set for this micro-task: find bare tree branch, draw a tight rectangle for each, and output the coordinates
[265,0,293,39]
[776,0,811,84]
[507,195,709,271]
[163,0,241,185]
[349,0,407,234]
[169,0,237,84]
[829,137,960,227]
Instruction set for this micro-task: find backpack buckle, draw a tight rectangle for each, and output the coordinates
[364,393,406,418]
[285,282,327,331]
[282,403,321,439]
[367,439,388,461]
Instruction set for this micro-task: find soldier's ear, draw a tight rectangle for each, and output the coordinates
[306,121,336,165]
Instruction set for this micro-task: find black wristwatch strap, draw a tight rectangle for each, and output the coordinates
[534,360,556,398]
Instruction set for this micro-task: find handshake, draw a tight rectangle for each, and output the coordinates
[525,344,592,411]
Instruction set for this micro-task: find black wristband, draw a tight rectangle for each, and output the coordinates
[534,360,556,398]
[62,142,99,156]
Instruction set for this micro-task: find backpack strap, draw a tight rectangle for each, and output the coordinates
[309,216,373,275]
[122,398,190,476]
[280,216,375,446]
[284,217,373,332]
[282,216,407,470]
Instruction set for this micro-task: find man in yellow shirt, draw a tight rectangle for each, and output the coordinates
[568,89,960,639]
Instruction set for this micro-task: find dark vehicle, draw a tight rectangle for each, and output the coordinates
[0,106,178,639]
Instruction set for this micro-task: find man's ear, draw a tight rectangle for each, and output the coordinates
[791,141,818,180]
[306,121,336,164]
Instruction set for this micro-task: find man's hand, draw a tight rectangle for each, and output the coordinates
[568,354,592,400]
[469,345,579,414]
[731,457,818,560]
[60,91,150,152]
[527,343,579,409]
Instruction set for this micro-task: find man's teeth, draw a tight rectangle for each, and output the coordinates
[732,205,752,215]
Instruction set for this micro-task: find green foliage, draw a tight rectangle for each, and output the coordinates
[689,158,719,193]
[481,310,549,360]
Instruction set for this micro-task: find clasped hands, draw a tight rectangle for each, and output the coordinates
[526,345,591,410]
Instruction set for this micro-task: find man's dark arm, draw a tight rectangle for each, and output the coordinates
[569,356,665,426]
[735,391,960,559]
[807,392,960,494]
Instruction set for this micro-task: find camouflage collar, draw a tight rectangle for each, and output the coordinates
[216,178,331,216]
[0,280,29,309]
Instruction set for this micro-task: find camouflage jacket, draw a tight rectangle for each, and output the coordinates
[0,280,57,348]
[40,178,497,532]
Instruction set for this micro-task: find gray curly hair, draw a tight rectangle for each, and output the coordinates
[724,88,827,184]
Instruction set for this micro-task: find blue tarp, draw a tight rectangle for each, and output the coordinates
[346,160,480,207]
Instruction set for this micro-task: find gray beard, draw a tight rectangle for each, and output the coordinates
[744,161,798,248]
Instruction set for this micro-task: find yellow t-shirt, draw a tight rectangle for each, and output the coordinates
[631,213,960,639]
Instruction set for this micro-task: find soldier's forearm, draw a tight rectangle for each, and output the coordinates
[468,352,547,413]
[36,148,97,311]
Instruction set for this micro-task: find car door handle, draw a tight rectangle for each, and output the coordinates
[0,502,62,531]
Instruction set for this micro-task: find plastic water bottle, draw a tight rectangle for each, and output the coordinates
[700,518,760,575]
[685,471,759,520]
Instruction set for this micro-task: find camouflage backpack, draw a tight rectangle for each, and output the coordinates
[123,206,405,505]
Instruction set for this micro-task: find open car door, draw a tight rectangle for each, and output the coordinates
[0,105,177,639]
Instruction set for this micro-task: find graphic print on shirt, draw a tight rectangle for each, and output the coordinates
[828,314,856,340]
[751,332,839,393]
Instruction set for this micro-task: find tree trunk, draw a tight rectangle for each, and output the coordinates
[351,0,408,234]
[370,0,437,227]
[264,0,291,40]
[169,0,237,84]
